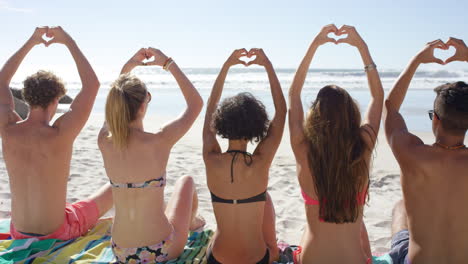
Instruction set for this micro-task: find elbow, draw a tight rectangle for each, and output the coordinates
[192,95,204,114]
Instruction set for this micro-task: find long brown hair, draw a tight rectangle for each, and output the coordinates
[105,74,147,150]
[304,85,371,223]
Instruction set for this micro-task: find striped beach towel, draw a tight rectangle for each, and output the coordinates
[0,219,213,264]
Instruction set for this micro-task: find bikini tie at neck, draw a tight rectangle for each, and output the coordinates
[226,150,253,183]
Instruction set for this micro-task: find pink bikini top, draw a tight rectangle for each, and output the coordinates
[301,188,367,206]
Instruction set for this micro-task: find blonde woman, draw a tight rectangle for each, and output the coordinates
[98,48,205,263]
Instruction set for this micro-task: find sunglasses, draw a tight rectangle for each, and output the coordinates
[428,110,439,120]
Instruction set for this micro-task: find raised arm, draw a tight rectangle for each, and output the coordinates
[146,47,204,146]
[384,40,449,156]
[203,49,247,156]
[248,48,287,160]
[386,39,447,113]
[0,27,47,131]
[288,24,338,150]
[99,48,148,137]
[120,48,148,75]
[50,27,100,139]
[337,25,384,143]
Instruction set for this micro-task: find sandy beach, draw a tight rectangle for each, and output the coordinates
[1,112,462,253]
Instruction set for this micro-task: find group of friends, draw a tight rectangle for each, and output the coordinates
[0,24,467,264]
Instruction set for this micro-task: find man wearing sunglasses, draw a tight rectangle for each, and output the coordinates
[384,37,468,264]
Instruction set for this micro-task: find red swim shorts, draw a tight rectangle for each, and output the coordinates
[10,200,100,241]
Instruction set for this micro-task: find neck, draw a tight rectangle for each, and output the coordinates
[228,140,248,152]
[435,133,466,148]
[129,119,144,131]
[26,108,51,125]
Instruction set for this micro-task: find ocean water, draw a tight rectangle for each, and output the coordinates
[11,68,468,132]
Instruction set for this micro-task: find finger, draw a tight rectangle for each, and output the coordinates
[427,39,443,46]
[239,60,247,66]
[324,24,338,33]
[325,37,337,44]
[45,39,57,47]
[445,56,458,64]
[336,38,350,45]
[435,42,449,50]
[434,58,445,65]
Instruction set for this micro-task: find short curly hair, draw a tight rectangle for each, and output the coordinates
[22,70,66,109]
[212,92,269,142]
[434,81,468,134]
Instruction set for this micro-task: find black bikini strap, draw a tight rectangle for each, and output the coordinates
[226,150,253,183]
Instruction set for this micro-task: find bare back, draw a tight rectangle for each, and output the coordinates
[398,144,468,263]
[205,152,270,262]
[295,129,373,264]
[98,129,173,247]
[3,121,72,234]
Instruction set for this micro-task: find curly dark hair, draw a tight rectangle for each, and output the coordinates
[434,81,468,135]
[22,70,66,109]
[212,92,269,142]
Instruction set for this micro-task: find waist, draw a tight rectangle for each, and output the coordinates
[11,201,66,235]
[211,232,267,260]
[112,216,173,247]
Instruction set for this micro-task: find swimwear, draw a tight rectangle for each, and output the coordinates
[209,150,266,204]
[207,247,269,264]
[388,229,411,264]
[110,172,166,188]
[10,200,99,241]
[301,188,367,205]
[112,228,175,264]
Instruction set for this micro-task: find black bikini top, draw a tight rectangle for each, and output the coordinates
[210,150,267,204]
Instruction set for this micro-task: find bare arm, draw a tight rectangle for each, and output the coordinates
[51,27,100,139]
[203,49,247,156]
[336,25,384,143]
[384,39,451,156]
[250,49,287,161]
[0,27,47,131]
[288,24,338,152]
[386,39,447,112]
[120,48,148,75]
[146,48,204,146]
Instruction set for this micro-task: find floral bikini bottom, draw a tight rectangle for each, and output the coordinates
[111,230,175,264]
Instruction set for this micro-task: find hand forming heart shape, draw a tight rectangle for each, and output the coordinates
[418,38,467,65]
[238,51,257,65]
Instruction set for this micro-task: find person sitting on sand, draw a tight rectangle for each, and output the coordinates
[0,26,113,240]
[288,24,384,264]
[203,48,286,264]
[99,47,205,264]
[385,38,468,264]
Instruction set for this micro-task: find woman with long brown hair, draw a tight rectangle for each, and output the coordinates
[289,25,384,264]
[98,48,205,263]
[203,48,286,264]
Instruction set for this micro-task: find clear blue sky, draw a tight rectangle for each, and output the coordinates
[0,0,467,81]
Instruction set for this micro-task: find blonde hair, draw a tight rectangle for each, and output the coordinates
[105,74,147,149]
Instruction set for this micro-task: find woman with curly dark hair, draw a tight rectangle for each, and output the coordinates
[289,25,384,264]
[203,48,286,264]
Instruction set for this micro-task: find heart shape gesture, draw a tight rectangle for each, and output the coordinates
[29,26,74,47]
[417,39,450,65]
[414,37,468,66]
[227,48,270,67]
[239,52,257,65]
[444,37,468,64]
[123,47,169,73]
[313,24,367,50]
